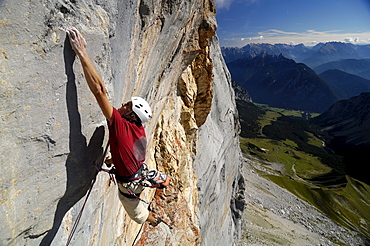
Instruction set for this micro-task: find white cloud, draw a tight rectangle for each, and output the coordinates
[216,0,261,10]
[239,35,264,41]
[344,37,363,43]
[215,0,234,9]
[221,29,370,47]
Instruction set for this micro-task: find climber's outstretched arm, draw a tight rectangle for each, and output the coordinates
[66,27,113,121]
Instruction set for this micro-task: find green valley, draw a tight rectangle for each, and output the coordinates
[237,99,370,242]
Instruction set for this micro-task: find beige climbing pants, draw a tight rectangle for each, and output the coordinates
[117,180,149,224]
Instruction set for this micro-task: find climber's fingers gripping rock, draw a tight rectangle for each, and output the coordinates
[66,27,87,57]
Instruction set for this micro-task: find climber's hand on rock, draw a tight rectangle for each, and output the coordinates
[66,27,87,57]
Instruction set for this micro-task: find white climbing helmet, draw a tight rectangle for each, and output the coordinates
[131,97,152,123]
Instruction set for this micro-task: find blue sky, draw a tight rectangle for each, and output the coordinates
[216,0,370,47]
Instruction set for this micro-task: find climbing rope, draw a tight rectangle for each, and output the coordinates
[66,178,96,246]
[65,142,110,246]
[132,222,145,246]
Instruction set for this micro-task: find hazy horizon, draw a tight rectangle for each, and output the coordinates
[216,0,370,47]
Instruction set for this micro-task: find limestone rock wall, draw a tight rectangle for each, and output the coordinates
[194,36,242,246]
[0,0,241,245]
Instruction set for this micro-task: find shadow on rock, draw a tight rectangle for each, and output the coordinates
[40,36,105,245]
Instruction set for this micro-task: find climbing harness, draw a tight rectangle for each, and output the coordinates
[99,162,170,204]
[119,185,149,204]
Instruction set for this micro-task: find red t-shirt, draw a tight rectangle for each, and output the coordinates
[108,107,147,177]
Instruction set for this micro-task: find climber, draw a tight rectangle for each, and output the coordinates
[66,27,161,226]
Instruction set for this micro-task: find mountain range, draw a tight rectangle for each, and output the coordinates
[319,69,370,99]
[224,42,370,112]
[222,42,370,68]
[314,58,370,79]
[312,92,370,148]
[311,92,370,185]
[227,52,340,112]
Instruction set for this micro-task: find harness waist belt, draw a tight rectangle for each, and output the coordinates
[118,187,141,199]
[115,164,144,183]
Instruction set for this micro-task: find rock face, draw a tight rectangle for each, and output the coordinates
[0,0,242,245]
